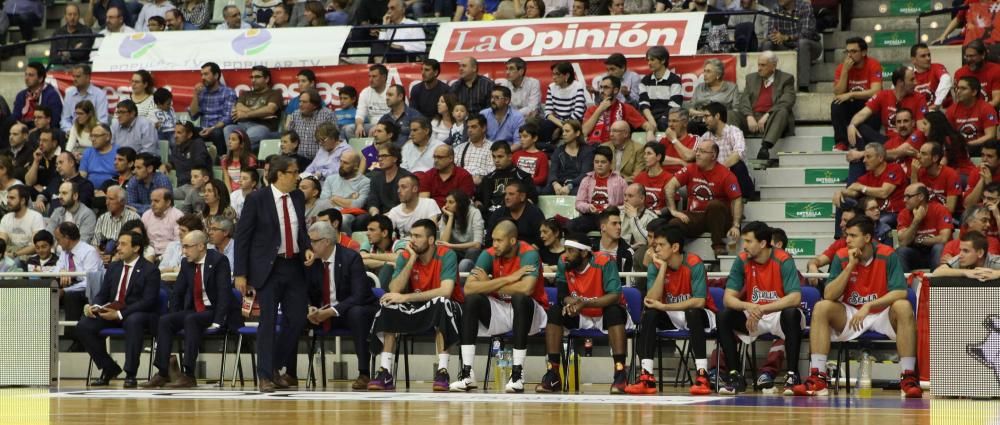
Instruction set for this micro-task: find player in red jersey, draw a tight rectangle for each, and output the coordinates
[952,40,1000,109]
[830,37,883,150]
[717,222,803,395]
[910,43,952,111]
[946,76,998,149]
[910,141,961,213]
[451,220,548,393]
[624,225,717,395]
[536,233,630,394]
[794,216,921,398]
[367,219,463,391]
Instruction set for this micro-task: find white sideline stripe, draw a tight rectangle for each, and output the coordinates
[46,390,726,405]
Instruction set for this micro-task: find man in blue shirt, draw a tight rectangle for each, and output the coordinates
[188,62,237,155]
[480,86,525,146]
[126,153,172,215]
[60,64,109,132]
[378,85,423,146]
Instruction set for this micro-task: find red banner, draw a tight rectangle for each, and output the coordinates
[429,14,705,63]
[51,56,734,116]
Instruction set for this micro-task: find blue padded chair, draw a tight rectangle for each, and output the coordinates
[86,286,169,385]
[564,287,641,392]
[832,288,916,395]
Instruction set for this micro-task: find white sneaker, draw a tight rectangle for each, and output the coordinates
[448,366,477,392]
[505,375,524,393]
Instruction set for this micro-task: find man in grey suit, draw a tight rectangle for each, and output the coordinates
[739,51,796,161]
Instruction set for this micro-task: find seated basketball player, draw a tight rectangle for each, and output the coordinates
[450,220,549,393]
[536,233,630,394]
[793,216,922,398]
[367,219,463,391]
[625,225,718,395]
[717,221,803,395]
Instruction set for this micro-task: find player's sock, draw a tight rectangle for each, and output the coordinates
[810,354,828,371]
[513,349,527,367]
[461,345,475,367]
[900,357,916,373]
[381,353,394,371]
[641,359,655,374]
[438,353,450,370]
[612,354,626,370]
[695,359,708,372]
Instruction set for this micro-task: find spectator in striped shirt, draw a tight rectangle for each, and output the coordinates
[451,58,495,117]
[541,62,588,146]
[638,46,684,132]
[454,115,496,185]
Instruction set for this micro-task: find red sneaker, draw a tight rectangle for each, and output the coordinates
[623,370,657,395]
[690,369,712,396]
[792,368,829,396]
[900,370,923,398]
[833,142,849,151]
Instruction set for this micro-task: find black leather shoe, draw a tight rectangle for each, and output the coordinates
[90,365,123,386]
[123,377,138,388]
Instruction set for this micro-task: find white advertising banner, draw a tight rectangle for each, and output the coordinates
[428,13,706,63]
[92,27,351,72]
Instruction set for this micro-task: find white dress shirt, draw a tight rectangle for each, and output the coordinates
[56,240,105,293]
[271,185,300,256]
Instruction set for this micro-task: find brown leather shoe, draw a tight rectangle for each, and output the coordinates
[276,373,298,389]
[351,374,371,390]
[140,374,170,388]
[258,378,276,393]
[165,375,197,388]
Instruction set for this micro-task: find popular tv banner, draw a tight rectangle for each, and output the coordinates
[92,27,351,72]
[52,55,734,115]
[429,13,705,63]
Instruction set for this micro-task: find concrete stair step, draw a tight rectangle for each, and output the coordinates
[849,15,949,33]
[778,151,846,167]
[751,166,848,186]
[746,135,830,158]
[794,93,839,122]
[795,127,835,137]
[742,201,835,221]
[758,185,842,201]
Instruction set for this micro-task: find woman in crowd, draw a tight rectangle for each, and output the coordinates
[301,0,326,26]
[539,218,566,276]
[919,110,974,180]
[437,190,484,277]
[432,93,459,145]
[687,58,743,132]
[221,129,257,192]
[546,119,594,195]
[200,178,238,224]
[66,100,98,157]
[542,61,588,145]
[129,70,157,122]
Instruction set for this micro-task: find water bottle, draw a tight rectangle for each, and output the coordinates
[500,347,513,384]
[566,345,577,391]
[492,340,503,389]
[584,338,593,357]
[857,351,873,398]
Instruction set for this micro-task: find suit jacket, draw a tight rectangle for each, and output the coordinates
[307,245,377,313]
[599,140,644,178]
[170,249,234,326]
[234,186,311,289]
[94,257,160,319]
[739,69,796,117]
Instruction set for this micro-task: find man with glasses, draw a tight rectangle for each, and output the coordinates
[946,76,998,151]
[584,76,655,146]
[954,40,1000,109]
[498,57,541,119]
[599,121,644,180]
[480,86,525,146]
[207,216,235,270]
[400,118,442,174]
[896,183,952,271]
[419,144,474,207]
[234,156,311,392]
[590,54,641,107]
[660,109,697,175]
[305,221,378,390]
[224,65,282,149]
[304,122,351,180]
[80,124,117,189]
[830,37,883,152]
[111,100,158,155]
[365,145,412,230]
[833,143,907,243]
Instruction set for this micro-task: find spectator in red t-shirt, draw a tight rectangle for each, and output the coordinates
[879,109,925,174]
[664,139,743,256]
[962,140,1000,210]
[830,37,883,151]
[919,110,974,179]
[910,43,953,111]
[633,142,673,213]
[946,76,999,149]
[940,205,1000,265]
[952,40,1000,109]
[511,123,549,187]
[932,0,985,46]
[896,183,954,271]
[910,141,962,214]
[660,109,697,175]
[418,145,476,208]
[833,143,907,239]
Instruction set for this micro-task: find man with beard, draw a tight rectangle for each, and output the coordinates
[320,151,370,232]
[188,62,238,155]
[409,59,450,119]
[584,77,655,145]
[478,141,534,216]
[946,76,998,150]
[480,86,525,146]
[665,139,743,257]
[449,220,548,393]
[367,219,463,391]
[46,182,97,244]
[953,40,1000,109]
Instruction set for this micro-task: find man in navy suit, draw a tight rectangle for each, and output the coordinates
[76,228,161,388]
[234,155,312,392]
[143,230,235,388]
[305,221,378,390]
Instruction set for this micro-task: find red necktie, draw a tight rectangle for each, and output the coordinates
[193,263,205,313]
[68,253,76,272]
[116,265,131,304]
[321,261,331,332]
[282,194,295,259]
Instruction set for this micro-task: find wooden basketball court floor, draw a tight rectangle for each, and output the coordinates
[2,381,997,425]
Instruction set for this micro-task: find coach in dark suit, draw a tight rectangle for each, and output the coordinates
[738,51,796,161]
[305,221,378,390]
[143,230,235,388]
[77,229,160,388]
[234,155,311,392]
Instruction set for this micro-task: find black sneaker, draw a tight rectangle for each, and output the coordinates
[756,146,771,161]
[718,370,744,395]
[782,371,801,396]
[534,365,562,393]
[610,367,628,394]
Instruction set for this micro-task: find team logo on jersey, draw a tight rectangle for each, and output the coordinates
[960,123,980,140]
[888,171,897,180]
[645,191,660,209]
[593,187,610,209]
[846,291,878,306]
[729,183,738,193]
[750,287,779,304]
[967,315,1000,386]
[665,294,690,304]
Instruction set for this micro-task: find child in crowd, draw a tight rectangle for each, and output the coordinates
[450,101,469,145]
[336,85,358,140]
[153,88,177,146]
[512,122,549,186]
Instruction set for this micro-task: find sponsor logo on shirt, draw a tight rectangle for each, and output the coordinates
[750,287,779,304]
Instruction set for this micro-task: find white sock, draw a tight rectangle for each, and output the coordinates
[438,353,450,370]
[900,357,916,373]
[641,359,654,374]
[810,354,827,371]
[513,349,527,367]
[695,359,708,372]
[461,345,476,367]
[381,352,394,371]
